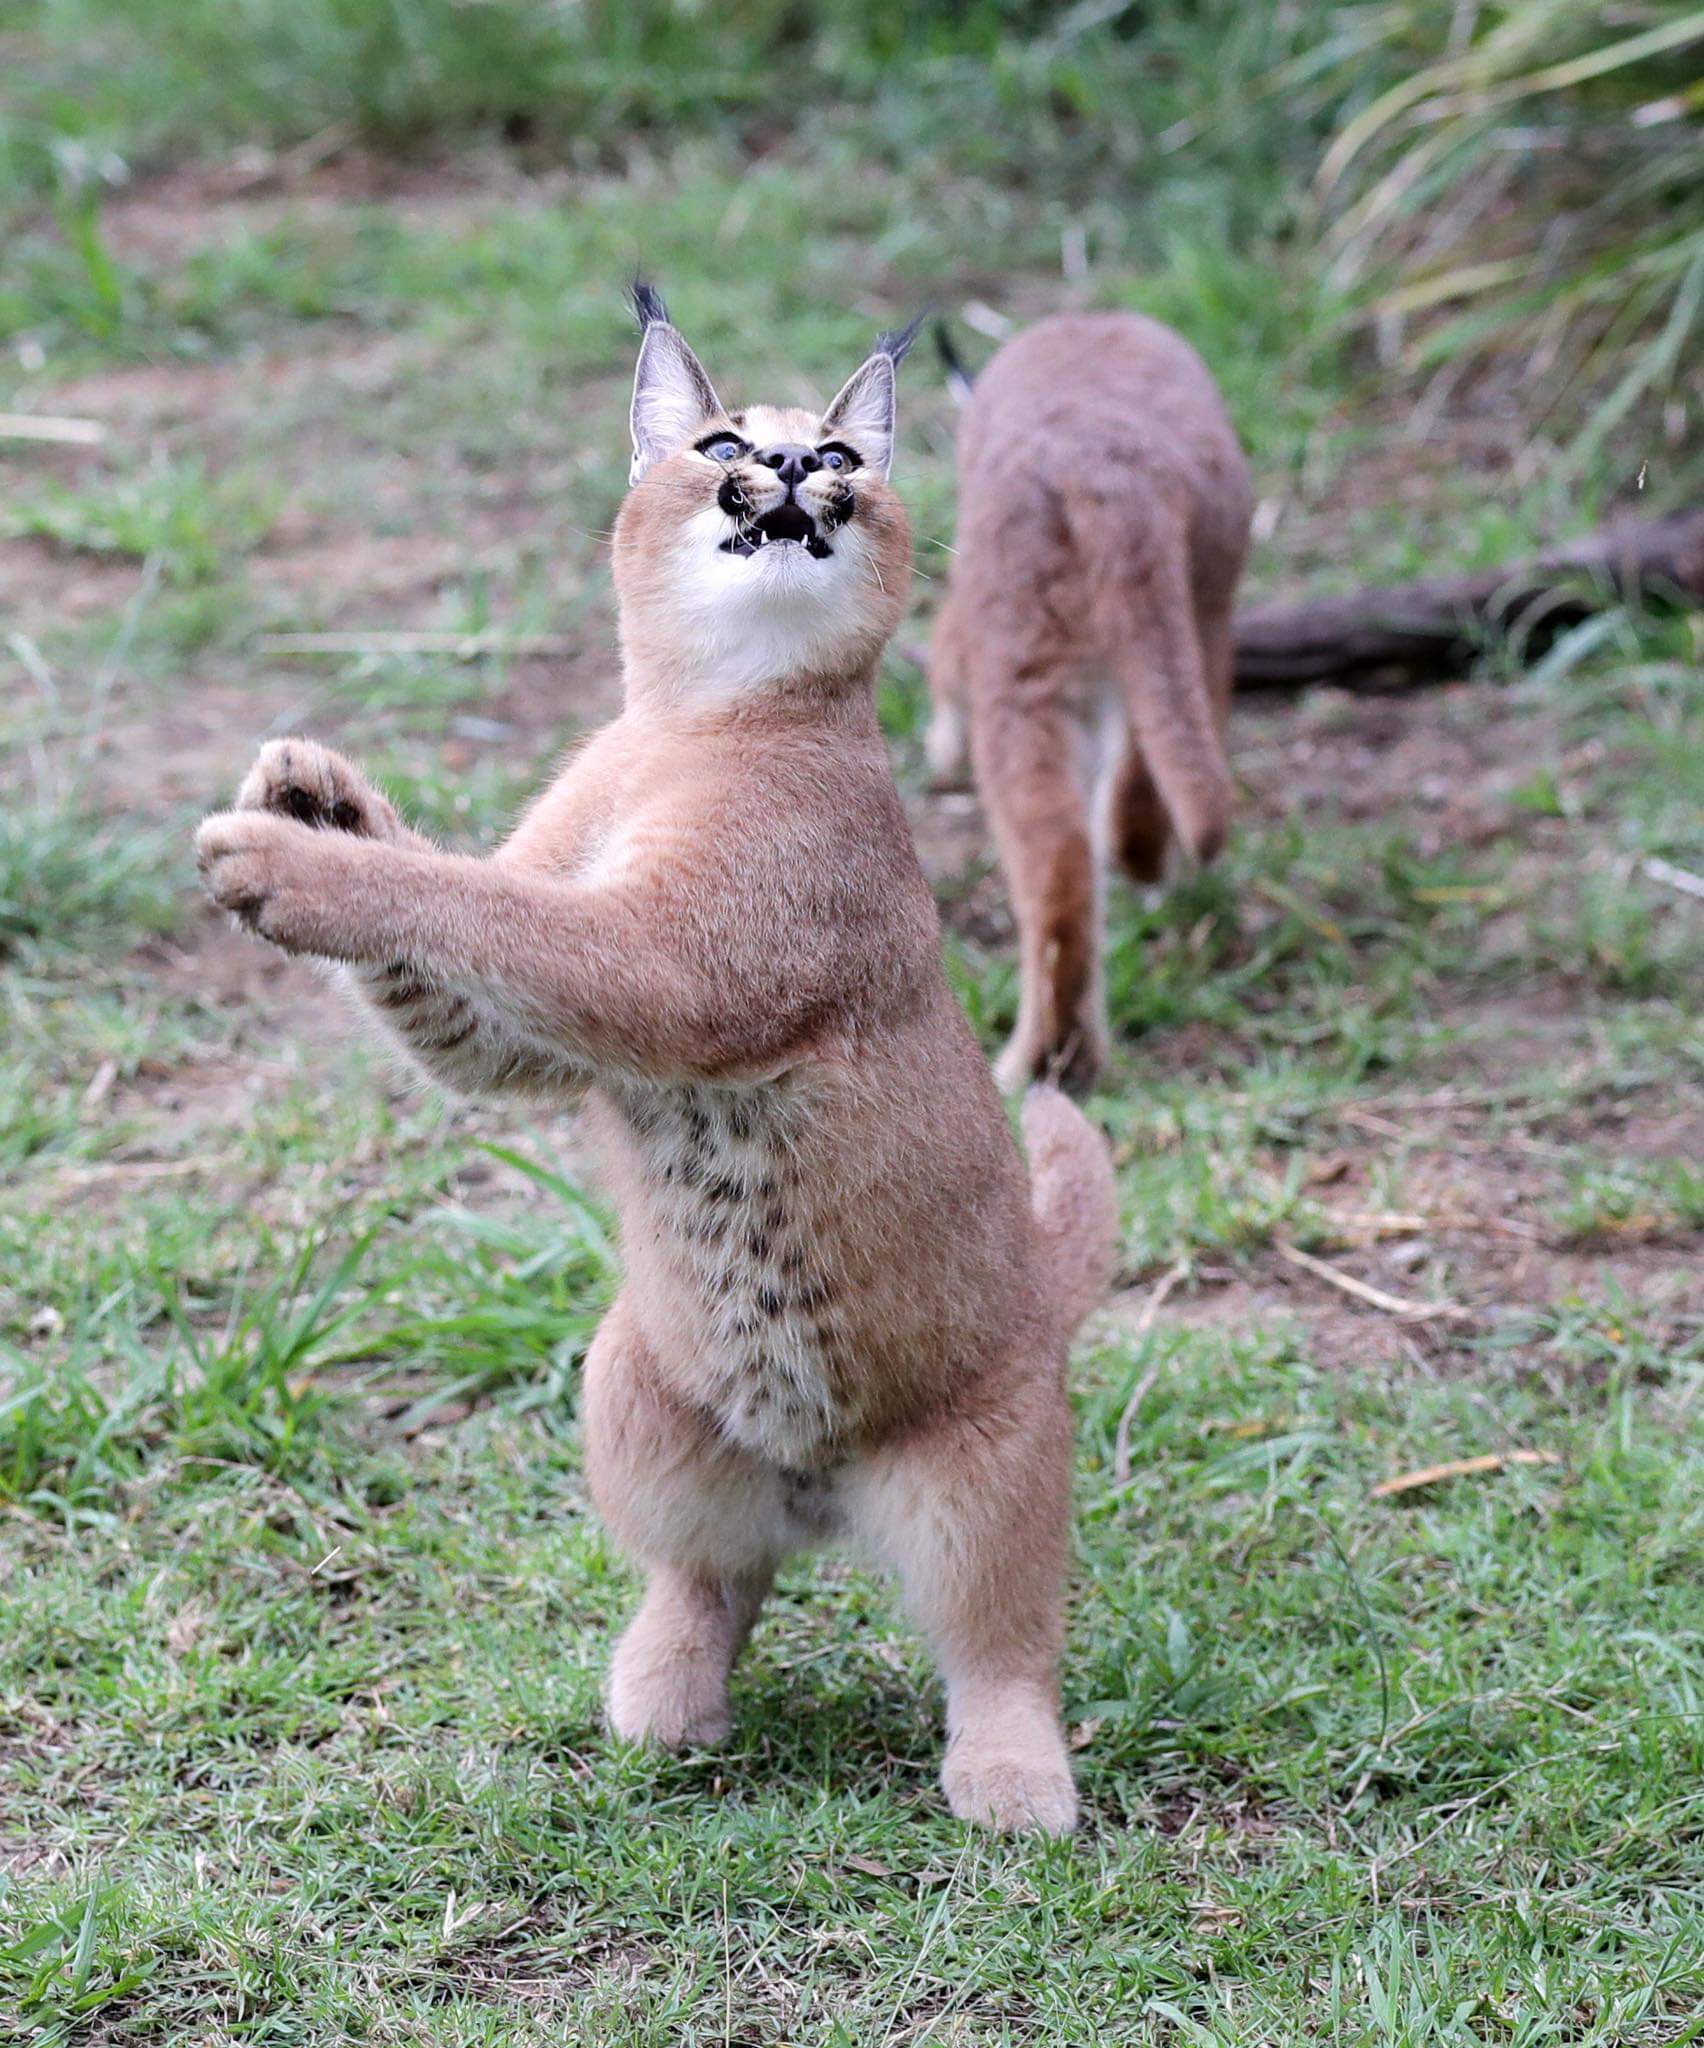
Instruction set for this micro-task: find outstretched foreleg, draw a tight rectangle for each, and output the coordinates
[226,738,587,1095]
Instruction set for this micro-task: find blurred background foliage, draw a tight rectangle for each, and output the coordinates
[1,0,1699,468]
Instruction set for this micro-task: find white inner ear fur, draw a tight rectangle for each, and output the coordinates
[821,354,897,480]
[630,324,724,483]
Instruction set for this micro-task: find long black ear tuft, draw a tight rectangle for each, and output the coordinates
[874,309,928,366]
[627,279,725,483]
[630,277,670,331]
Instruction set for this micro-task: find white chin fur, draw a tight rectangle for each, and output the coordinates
[663,505,871,696]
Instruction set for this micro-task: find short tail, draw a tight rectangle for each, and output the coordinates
[1072,514,1233,866]
[1022,1084,1118,1338]
[935,322,975,406]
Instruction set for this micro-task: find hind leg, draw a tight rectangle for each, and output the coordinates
[971,680,1108,1097]
[845,1364,1075,1833]
[607,1566,772,1748]
[1112,743,1170,885]
[582,1298,782,1748]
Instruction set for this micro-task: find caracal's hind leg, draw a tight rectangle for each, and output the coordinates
[582,1298,782,1748]
[971,664,1107,1097]
[845,1362,1076,1834]
[1112,742,1171,886]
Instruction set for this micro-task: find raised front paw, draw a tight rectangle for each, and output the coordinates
[195,809,335,955]
[235,737,400,841]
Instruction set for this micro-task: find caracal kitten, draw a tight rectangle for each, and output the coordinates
[197,286,1116,1833]
[928,311,1253,1094]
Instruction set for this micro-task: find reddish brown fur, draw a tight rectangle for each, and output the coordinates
[928,311,1253,1093]
[196,307,1116,1832]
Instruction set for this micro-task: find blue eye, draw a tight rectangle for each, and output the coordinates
[704,438,745,463]
[816,444,859,472]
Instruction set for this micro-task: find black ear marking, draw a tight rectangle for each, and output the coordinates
[874,310,928,366]
[630,277,670,331]
[627,275,726,480]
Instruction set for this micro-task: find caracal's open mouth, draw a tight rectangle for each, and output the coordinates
[720,499,834,560]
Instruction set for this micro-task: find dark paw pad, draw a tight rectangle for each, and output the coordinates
[281,785,327,828]
[280,785,366,834]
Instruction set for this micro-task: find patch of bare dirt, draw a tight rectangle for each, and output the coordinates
[1234,677,1559,846]
[0,535,146,625]
[1612,1109,1704,1163]
[30,921,361,1218]
[0,1833,68,1880]
[1105,1216,1704,1385]
[94,143,549,267]
[146,910,347,1050]
[91,681,320,814]
[1107,1270,1421,1375]
[38,333,432,441]
[255,527,473,610]
[16,356,251,436]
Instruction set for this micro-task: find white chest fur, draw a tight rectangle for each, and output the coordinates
[611,1081,846,1467]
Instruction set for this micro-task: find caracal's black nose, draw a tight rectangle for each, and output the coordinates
[756,444,821,491]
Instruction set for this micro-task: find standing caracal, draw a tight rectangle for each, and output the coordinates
[197,287,1116,1833]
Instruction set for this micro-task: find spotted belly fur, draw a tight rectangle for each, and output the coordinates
[609,1080,849,1467]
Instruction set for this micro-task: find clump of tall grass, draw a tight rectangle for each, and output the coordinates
[1302,2,1704,470]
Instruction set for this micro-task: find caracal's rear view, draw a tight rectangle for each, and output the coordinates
[928,311,1253,1094]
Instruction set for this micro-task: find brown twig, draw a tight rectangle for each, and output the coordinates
[1112,1260,1188,1481]
[1275,1240,1469,1323]
[1371,1449,1560,1499]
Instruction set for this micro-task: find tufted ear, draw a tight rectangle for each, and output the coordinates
[819,312,924,482]
[628,281,725,484]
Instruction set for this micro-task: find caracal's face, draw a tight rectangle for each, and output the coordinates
[613,297,913,692]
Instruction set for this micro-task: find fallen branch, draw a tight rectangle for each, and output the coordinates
[1276,1240,1468,1323]
[1234,507,1704,690]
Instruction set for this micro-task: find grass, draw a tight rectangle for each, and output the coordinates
[1,459,278,586]
[1308,0,1704,462]
[0,1,1334,215]
[2,6,1703,2041]
[2,1285,1700,2039]
[0,796,175,963]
